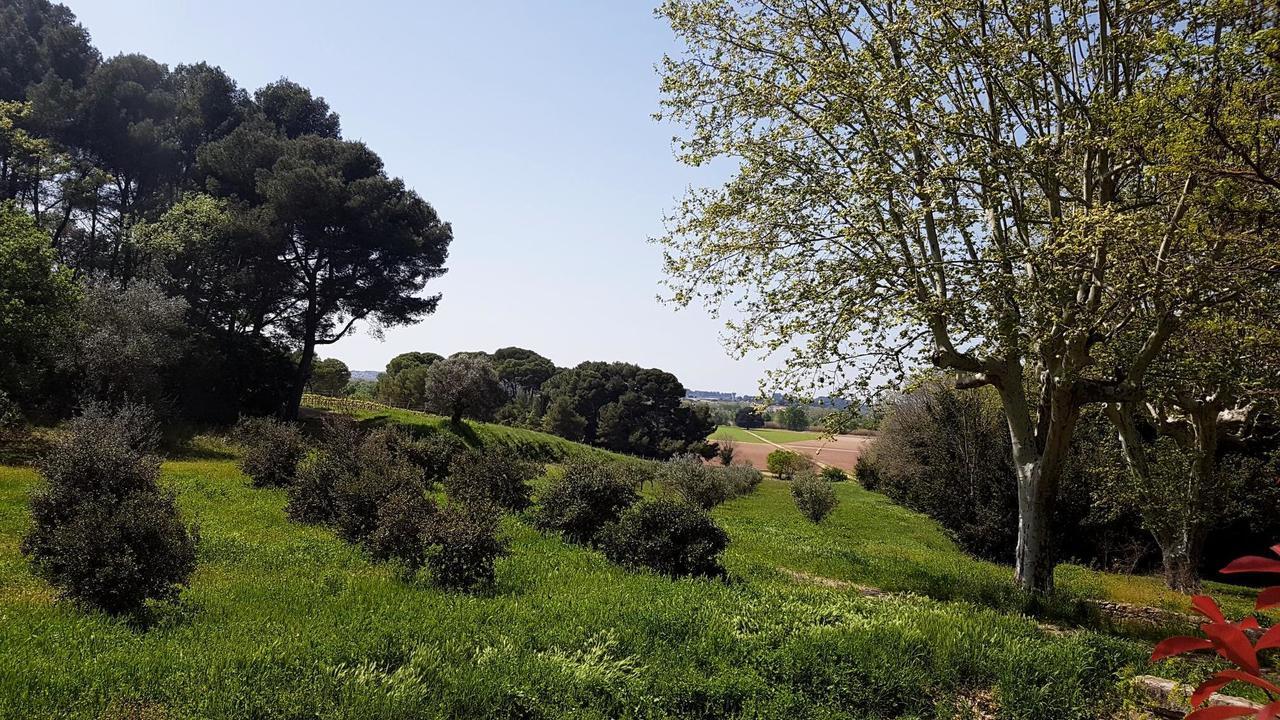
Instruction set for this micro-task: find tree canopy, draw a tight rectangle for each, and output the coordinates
[307,357,350,397]
[542,361,715,458]
[0,202,75,413]
[423,354,505,424]
[0,1,453,423]
[491,347,558,393]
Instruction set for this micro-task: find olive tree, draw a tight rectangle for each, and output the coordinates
[423,353,505,424]
[656,0,1275,592]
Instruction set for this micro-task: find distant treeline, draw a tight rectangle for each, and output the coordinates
[327,348,716,460]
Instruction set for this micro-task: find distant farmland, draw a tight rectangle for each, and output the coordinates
[708,425,871,472]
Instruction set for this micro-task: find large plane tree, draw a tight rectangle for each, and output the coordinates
[656,0,1276,593]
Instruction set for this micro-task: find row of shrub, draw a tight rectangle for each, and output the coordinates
[242,418,758,584]
[18,403,827,615]
[238,417,531,591]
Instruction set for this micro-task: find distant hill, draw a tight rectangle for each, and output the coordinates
[351,370,382,382]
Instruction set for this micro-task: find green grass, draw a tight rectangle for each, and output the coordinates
[3,417,1262,719]
[718,480,1262,622]
[710,425,825,444]
[0,457,1168,719]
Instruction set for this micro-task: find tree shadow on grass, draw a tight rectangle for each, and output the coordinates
[132,595,204,632]
[354,413,485,449]
[0,432,48,466]
[835,550,1188,641]
[163,439,238,461]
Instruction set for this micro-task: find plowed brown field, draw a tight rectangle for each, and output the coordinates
[721,434,871,472]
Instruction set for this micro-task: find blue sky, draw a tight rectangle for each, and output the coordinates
[66,0,773,393]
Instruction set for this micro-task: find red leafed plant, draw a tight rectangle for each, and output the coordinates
[1151,544,1280,719]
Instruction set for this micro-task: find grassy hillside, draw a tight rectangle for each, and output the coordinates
[0,456,1161,719]
[301,395,646,467]
[0,414,1255,718]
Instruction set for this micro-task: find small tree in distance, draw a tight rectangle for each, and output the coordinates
[717,440,735,466]
[767,450,812,481]
[423,354,505,424]
[734,406,764,429]
[307,357,350,396]
[777,406,808,431]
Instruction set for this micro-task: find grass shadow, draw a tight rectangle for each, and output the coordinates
[0,432,48,466]
[163,438,239,461]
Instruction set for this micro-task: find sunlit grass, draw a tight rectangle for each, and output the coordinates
[709,425,826,444]
[304,399,645,466]
[0,457,1162,719]
[717,479,1264,623]
[3,431,1261,718]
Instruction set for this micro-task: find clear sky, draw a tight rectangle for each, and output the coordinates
[65,0,774,394]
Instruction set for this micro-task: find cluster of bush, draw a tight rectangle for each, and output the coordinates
[240,417,534,591]
[21,406,749,614]
[657,453,763,510]
[532,455,752,578]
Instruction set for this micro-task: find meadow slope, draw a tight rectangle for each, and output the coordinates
[0,421,1251,718]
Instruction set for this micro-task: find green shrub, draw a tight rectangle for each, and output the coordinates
[445,447,539,511]
[285,420,362,525]
[425,501,508,591]
[657,453,727,510]
[401,431,467,487]
[766,450,812,480]
[533,459,640,545]
[716,439,735,466]
[21,405,197,614]
[717,464,763,497]
[235,416,307,488]
[820,466,848,483]
[368,484,438,571]
[599,499,728,577]
[333,428,424,544]
[791,471,839,523]
[854,453,880,489]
